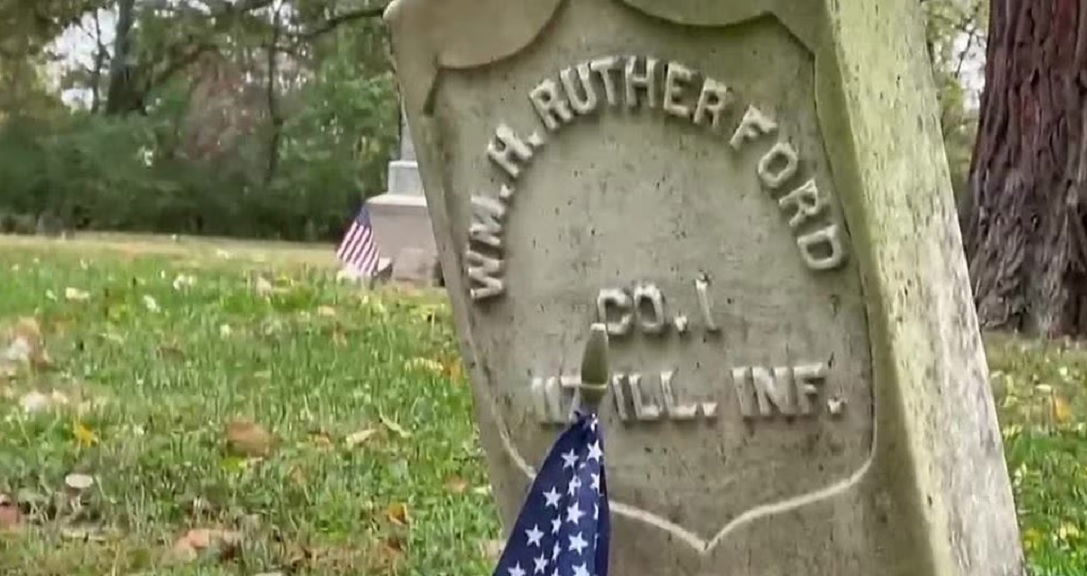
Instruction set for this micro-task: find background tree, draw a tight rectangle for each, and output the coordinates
[0,0,397,241]
[963,0,1087,337]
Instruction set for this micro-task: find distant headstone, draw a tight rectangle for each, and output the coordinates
[385,0,1025,573]
[35,212,67,238]
[367,107,438,268]
[391,247,441,286]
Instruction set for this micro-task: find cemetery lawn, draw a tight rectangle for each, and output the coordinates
[0,234,1084,575]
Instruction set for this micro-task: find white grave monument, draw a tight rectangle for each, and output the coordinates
[367,107,439,282]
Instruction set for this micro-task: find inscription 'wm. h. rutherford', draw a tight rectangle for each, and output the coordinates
[464,55,847,302]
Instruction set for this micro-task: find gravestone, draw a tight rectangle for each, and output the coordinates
[367,107,439,279]
[384,0,1026,574]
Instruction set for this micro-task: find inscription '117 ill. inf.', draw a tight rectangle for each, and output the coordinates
[464,55,853,430]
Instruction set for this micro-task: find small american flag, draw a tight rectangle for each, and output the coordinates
[336,202,381,277]
[492,411,610,576]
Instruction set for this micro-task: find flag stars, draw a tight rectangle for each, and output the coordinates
[552,542,561,561]
[561,449,579,469]
[525,524,544,547]
[543,487,561,508]
[573,563,592,576]
[590,473,600,493]
[566,503,585,525]
[533,554,548,574]
[551,516,562,535]
[587,441,603,462]
[508,563,526,576]
[568,532,589,555]
[567,475,582,496]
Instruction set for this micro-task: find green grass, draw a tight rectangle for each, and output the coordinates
[0,234,1084,575]
[0,237,496,575]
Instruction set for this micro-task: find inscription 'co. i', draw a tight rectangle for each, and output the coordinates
[464,55,848,302]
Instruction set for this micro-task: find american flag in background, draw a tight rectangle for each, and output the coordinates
[491,411,610,576]
[336,202,381,277]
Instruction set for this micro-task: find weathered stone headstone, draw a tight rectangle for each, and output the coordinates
[385,0,1025,573]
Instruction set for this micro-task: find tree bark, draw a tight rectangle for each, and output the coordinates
[264,6,283,185]
[965,0,1087,336]
[104,0,140,114]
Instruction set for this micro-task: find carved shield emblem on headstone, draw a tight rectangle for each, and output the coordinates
[389,0,880,565]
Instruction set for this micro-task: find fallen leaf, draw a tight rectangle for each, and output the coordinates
[64,473,95,491]
[225,419,276,458]
[73,421,99,447]
[479,539,503,562]
[472,485,492,496]
[404,357,443,376]
[385,502,411,526]
[255,276,274,297]
[219,324,233,338]
[168,528,242,564]
[374,536,406,570]
[20,390,52,414]
[316,305,337,318]
[172,274,196,291]
[443,357,465,384]
[380,414,412,439]
[4,318,50,368]
[60,525,111,542]
[158,342,185,360]
[0,494,21,532]
[64,287,90,302]
[1052,394,1073,425]
[309,431,334,450]
[345,428,378,448]
[444,476,469,494]
[142,295,160,313]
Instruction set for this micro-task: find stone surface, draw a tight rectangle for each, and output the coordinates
[385,0,1024,574]
[391,247,441,286]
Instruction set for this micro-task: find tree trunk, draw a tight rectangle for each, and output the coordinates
[105,0,141,114]
[264,7,283,185]
[965,0,1087,336]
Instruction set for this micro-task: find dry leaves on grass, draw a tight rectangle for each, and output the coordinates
[379,414,412,439]
[64,473,95,491]
[168,528,243,564]
[3,317,52,370]
[19,389,69,414]
[1051,394,1073,425]
[225,419,277,458]
[444,476,469,495]
[479,539,504,563]
[345,428,379,448]
[403,357,443,376]
[64,287,90,302]
[0,493,22,532]
[385,502,411,526]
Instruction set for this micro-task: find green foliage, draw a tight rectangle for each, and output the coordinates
[987,334,1087,575]
[0,1,398,242]
[923,0,988,199]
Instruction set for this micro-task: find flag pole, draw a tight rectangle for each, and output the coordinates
[578,323,610,413]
